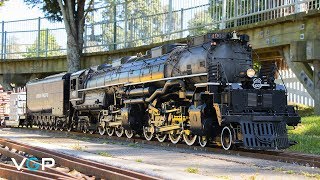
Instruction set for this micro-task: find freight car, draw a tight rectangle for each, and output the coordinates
[27,32,300,150]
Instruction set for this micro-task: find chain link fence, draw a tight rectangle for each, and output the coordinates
[0,0,319,59]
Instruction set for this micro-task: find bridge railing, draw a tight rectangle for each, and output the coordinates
[276,69,315,107]
[0,0,319,59]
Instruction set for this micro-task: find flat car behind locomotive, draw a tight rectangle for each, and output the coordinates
[24,32,300,150]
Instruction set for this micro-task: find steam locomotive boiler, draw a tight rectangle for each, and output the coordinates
[25,32,300,150]
[61,31,300,150]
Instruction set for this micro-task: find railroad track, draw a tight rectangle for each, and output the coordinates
[58,129,320,168]
[3,127,320,170]
[0,137,158,180]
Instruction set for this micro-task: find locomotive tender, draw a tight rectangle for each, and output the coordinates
[26,32,300,150]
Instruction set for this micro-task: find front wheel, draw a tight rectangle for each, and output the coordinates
[198,136,207,147]
[221,126,234,150]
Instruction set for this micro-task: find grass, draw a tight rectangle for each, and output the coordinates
[215,175,230,180]
[128,143,140,148]
[301,172,320,179]
[70,142,84,151]
[293,103,315,117]
[98,152,113,157]
[185,167,199,174]
[135,159,143,163]
[288,115,320,155]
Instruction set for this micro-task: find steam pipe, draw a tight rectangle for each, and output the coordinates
[123,80,185,104]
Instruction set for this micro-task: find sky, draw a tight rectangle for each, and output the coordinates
[0,0,44,21]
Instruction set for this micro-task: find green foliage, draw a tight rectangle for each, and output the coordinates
[98,152,113,157]
[23,30,62,58]
[253,60,261,72]
[102,0,164,50]
[293,103,315,117]
[288,116,320,155]
[188,10,215,36]
[185,167,199,174]
[0,0,9,6]
[24,0,62,21]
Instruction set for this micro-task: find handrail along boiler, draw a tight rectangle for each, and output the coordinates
[26,32,300,150]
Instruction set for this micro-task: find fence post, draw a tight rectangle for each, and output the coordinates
[180,8,184,38]
[129,18,133,48]
[124,0,128,48]
[3,31,6,60]
[168,0,173,39]
[45,29,49,57]
[37,17,41,57]
[113,1,117,50]
[84,24,87,53]
[220,0,227,29]
[294,0,300,13]
[234,0,238,27]
[1,21,4,60]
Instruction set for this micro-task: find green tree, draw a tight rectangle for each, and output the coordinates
[24,30,62,58]
[187,10,215,36]
[24,0,95,73]
[101,0,163,50]
[0,0,8,6]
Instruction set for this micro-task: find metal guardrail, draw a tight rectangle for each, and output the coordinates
[0,0,319,59]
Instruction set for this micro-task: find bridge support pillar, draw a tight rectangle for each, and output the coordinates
[283,42,320,115]
[0,75,13,91]
[314,60,320,115]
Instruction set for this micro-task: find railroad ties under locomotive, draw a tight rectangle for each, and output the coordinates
[26,31,301,150]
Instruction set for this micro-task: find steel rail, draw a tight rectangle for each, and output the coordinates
[0,142,76,179]
[0,138,159,180]
[0,163,73,180]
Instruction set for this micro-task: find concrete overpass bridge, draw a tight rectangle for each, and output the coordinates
[0,0,319,113]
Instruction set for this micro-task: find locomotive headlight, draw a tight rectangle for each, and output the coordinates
[246,68,255,78]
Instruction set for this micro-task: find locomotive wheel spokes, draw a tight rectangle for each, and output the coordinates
[169,133,181,144]
[143,126,153,141]
[125,129,134,139]
[198,136,207,147]
[115,127,124,137]
[221,126,234,150]
[106,127,114,136]
[156,133,167,142]
[98,126,105,135]
[183,133,197,146]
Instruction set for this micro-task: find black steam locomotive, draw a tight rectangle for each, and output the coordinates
[26,32,300,150]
